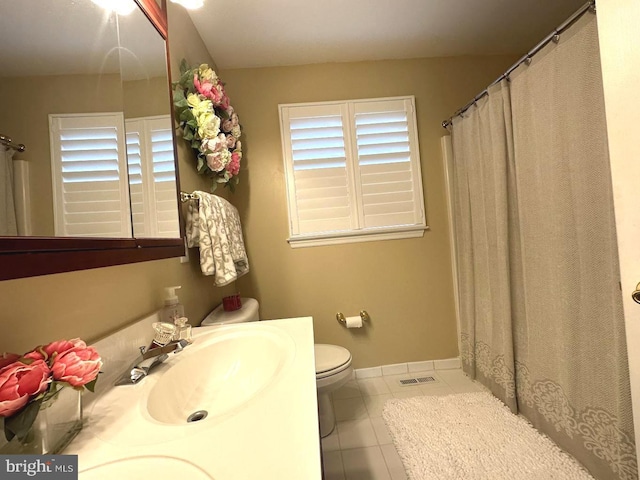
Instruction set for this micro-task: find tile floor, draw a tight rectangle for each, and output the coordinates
[321,368,486,480]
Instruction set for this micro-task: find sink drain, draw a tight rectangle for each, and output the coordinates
[187,410,208,423]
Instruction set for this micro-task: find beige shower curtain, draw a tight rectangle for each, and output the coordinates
[451,13,637,480]
[451,81,518,412]
[1,147,17,236]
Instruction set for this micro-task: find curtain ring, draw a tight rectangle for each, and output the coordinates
[524,57,532,66]
[552,34,560,44]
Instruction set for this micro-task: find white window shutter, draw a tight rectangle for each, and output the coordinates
[125,120,147,237]
[352,98,424,229]
[125,115,179,238]
[49,113,131,237]
[281,104,356,235]
[148,117,180,238]
[280,96,426,247]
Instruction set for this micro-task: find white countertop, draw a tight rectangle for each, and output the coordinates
[67,317,322,480]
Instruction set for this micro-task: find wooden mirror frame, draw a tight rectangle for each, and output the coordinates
[0,0,185,281]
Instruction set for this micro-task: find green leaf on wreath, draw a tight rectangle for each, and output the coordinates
[173,88,185,102]
[180,109,193,122]
[180,71,194,89]
[179,58,189,75]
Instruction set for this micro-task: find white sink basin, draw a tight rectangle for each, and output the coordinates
[71,318,321,479]
[80,456,214,479]
[145,327,295,425]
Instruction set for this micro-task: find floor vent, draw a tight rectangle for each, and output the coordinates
[398,376,437,386]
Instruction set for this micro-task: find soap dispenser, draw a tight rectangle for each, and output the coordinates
[160,286,184,324]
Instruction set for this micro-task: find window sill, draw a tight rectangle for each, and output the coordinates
[287,226,429,248]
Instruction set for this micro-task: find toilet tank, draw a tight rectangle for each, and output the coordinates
[200,298,259,326]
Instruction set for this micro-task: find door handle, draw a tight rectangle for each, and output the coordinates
[633,283,640,304]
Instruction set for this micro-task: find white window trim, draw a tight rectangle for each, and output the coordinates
[279,96,427,248]
[288,225,429,248]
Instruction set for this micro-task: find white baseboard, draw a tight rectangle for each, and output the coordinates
[354,357,461,379]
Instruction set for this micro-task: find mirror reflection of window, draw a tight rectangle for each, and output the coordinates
[0,0,180,240]
[126,116,179,238]
[117,3,180,239]
[49,113,131,238]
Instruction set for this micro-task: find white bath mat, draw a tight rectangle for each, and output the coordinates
[382,391,594,480]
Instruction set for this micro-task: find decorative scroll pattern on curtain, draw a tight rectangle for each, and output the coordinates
[450,13,637,480]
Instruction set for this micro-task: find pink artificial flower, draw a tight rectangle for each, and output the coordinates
[0,360,51,417]
[231,113,239,127]
[222,119,233,133]
[51,345,102,388]
[209,145,232,173]
[228,152,241,176]
[210,85,223,104]
[194,76,213,97]
[194,75,222,104]
[219,94,230,111]
[0,353,20,371]
[24,338,85,362]
[206,152,226,172]
[226,135,236,149]
[217,133,228,149]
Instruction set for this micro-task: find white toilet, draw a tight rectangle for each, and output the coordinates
[314,343,353,437]
[200,298,353,438]
[201,297,260,326]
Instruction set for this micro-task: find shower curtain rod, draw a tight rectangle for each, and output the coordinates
[0,134,26,152]
[441,0,596,129]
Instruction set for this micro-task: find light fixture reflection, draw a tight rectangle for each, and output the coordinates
[170,0,205,10]
[91,0,137,15]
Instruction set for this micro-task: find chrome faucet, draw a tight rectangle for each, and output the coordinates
[115,339,191,386]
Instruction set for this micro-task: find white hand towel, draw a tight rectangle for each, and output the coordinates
[185,191,249,286]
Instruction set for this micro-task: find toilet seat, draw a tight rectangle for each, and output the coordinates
[315,344,352,379]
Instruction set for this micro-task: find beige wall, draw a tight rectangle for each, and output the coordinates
[0,3,235,355]
[222,57,516,368]
[0,74,124,236]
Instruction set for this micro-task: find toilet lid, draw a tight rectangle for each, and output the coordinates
[315,344,352,378]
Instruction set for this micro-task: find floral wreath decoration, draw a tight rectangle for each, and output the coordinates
[173,60,243,192]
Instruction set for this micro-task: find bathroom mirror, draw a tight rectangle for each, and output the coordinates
[0,0,184,280]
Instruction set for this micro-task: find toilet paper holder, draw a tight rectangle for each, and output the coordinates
[337,311,370,325]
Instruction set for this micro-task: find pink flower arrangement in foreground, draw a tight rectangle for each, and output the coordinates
[0,339,101,442]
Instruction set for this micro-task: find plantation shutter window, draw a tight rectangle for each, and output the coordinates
[125,120,146,236]
[125,115,180,238]
[49,113,131,237]
[280,96,426,247]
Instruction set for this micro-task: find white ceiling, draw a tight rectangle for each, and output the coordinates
[188,0,587,70]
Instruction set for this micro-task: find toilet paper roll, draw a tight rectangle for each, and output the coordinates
[345,315,363,328]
